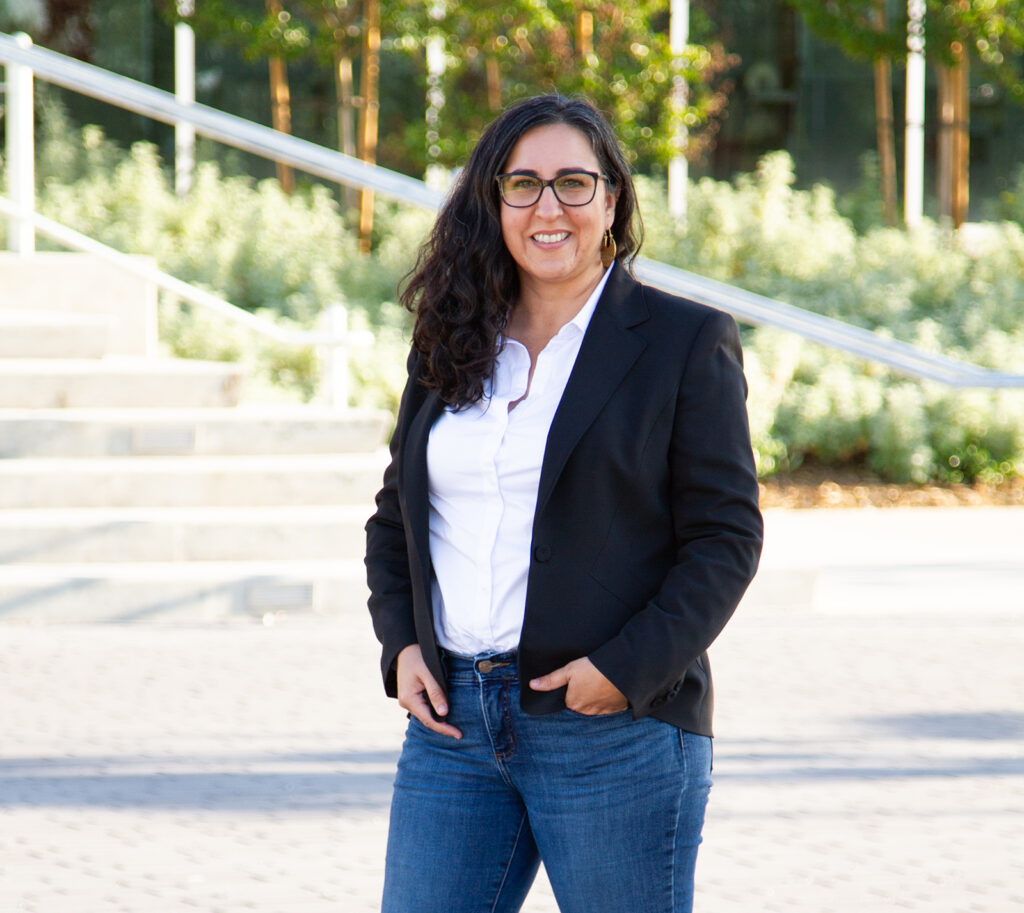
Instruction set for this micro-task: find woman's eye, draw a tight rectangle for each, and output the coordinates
[510,177,540,191]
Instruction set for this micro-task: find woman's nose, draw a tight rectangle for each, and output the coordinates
[535,184,564,216]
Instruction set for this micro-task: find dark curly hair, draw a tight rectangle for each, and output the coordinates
[400,94,644,408]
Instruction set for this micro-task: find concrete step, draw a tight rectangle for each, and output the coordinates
[0,251,157,357]
[0,310,112,359]
[0,559,368,623]
[0,358,244,408]
[740,506,1024,615]
[0,506,370,563]
[0,451,389,508]
[0,405,391,457]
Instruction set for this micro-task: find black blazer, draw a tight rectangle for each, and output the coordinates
[365,265,763,736]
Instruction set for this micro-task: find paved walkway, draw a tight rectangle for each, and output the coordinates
[1,507,1022,912]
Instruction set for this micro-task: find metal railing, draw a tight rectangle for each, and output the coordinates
[633,259,1024,389]
[3,31,1024,390]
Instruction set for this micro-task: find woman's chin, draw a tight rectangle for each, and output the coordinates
[517,257,601,290]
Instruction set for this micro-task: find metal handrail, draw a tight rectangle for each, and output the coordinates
[3,31,1024,390]
[0,33,444,210]
[635,259,1024,389]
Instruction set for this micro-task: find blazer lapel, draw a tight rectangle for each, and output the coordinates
[535,267,649,516]
[401,389,445,597]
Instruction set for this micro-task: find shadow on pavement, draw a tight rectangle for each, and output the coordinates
[0,750,399,812]
[857,711,1024,740]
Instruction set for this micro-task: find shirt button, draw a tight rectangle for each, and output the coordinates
[534,544,551,563]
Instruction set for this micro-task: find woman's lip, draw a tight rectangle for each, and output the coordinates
[532,231,570,244]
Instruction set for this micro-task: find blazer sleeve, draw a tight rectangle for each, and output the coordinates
[587,308,763,717]
[364,348,421,697]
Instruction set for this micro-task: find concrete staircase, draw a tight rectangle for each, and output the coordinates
[0,253,390,623]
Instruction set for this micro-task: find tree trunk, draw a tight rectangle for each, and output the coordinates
[486,54,502,112]
[334,52,358,211]
[936,37,971,228]
[358,0,381,254]
[936,63,953,222]
[266,0,294,194]
[951,47,970,227]
[577,10,594,59]
[871,0,897,225]
[873,56,897,226]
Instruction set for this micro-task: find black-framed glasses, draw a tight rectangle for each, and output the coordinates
[495,171,608,208]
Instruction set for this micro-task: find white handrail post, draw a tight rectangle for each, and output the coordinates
[424,2,448,190]
[904,0,926,228]
[5,32,36,254]
[668,0,689,223]
[324,303,351,410]
[175,3,196,196]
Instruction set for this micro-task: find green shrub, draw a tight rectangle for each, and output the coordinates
[158,301,321,403]
[991,164,1024,225]
[633,153,1024,483]
[7,109,422,408]
[38,142,360,324]
[5,116,1023,483]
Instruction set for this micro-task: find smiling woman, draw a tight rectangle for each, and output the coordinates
[497,123,616,330]
[397,95,643,409]
[366,95,763,913]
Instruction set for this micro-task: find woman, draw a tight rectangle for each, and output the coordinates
[365,94,762,913]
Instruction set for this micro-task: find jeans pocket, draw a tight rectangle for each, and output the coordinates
[561,706,633,721]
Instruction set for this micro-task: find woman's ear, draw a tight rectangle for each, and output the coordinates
[604,188,618,228]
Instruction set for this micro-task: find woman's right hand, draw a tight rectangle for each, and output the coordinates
[396,644,462,739]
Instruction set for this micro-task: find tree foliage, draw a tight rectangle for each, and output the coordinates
[163,0,736,173]
[783,0,1024,98]
[928,0,1024,99]
[782,0,900,61]
[426,1,735,169]
[160,0,318,61]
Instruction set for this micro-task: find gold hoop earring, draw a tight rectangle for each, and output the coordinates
[600,229,617,268]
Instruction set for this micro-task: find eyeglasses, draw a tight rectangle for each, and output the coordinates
[495,171,609,208]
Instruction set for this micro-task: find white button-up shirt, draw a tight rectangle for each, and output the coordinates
[426,267,613,655]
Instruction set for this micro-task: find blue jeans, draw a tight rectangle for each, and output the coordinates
[382,651,713,913]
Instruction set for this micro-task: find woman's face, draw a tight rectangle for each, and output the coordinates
[498,123,617,298]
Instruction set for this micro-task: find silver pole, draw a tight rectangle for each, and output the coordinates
[5,32,35,254]
[667,0,689,222]
[904,0,926,227]
[424,1,448,189]
[174,5,196,196]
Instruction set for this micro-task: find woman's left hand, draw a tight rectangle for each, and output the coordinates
[529,657,629,715]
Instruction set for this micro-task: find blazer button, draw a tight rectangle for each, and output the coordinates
[534,544,551,563]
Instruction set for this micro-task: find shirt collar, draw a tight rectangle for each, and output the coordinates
[481,264,615,408]
[498,261,615,351]
[561,262,614,341]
